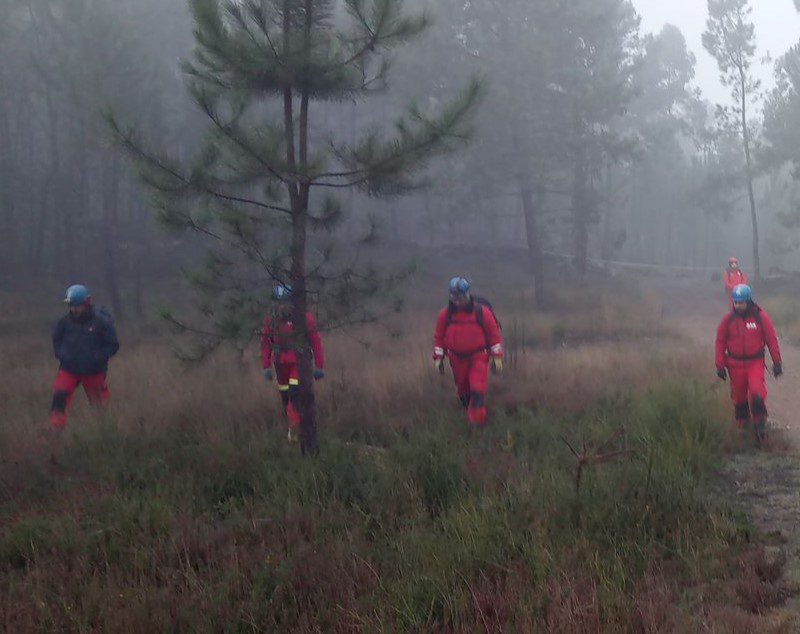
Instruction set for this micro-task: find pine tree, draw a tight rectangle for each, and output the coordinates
[703,0,762,280]
[427,0,639,291]
[110,0,481,455]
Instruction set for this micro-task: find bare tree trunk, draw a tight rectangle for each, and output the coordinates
[600,167,614,262]
[739,66,760,281]
[0,101,15,274]
[520,182,546,307]
[44,91,64,277]
[572,141,589,281]
[17,97,34,270]
[71,115,90,278]
[102,155,124,318]
[131,196,147,318]
[33,187,49,270]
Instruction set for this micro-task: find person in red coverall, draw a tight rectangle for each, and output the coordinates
[261,283,325,443]
[724,257,748,299]
[716,284,782,441]
[433,277,504,426]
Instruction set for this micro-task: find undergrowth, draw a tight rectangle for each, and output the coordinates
[1,381,751,631]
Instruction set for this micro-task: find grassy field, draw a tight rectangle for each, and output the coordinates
[0,279,783,631]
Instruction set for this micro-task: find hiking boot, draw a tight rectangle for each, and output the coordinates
[754,420,767,443]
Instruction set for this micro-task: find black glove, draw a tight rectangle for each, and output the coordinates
[717,368,727,381]
[773,363,783,378]
[313,368,325,380]
[263,368,274,381]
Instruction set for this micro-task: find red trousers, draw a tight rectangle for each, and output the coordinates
[728,360,768,425]
[275,363,301,428]
[448,352,490,425]
[50,369,110,428]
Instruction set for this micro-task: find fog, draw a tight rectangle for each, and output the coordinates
[635,0,800,107]
[5,2,800,623]
[3,0,800,325]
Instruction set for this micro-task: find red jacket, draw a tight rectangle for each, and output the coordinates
[261,312,324,369]
[715,305,781,369]
[724,269,748,293]
[433,302,503,358]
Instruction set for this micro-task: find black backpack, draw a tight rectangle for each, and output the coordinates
[445,296,501,331]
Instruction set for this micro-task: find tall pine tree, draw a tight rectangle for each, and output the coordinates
[110,0,480,455]
[703,0,762,279]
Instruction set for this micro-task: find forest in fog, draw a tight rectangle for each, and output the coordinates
[5,0,800,320]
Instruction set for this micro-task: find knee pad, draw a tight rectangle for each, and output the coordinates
[469,392,485,408]
[734,403,751,420]
[752,395,767,417]
[51,390,69,413]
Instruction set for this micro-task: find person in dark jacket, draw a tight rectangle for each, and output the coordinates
[50,284,119,429]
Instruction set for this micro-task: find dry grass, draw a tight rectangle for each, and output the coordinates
[0,276,682,452]
[0,324,702,457]
[762,294,800,345]
[0,278,782,631]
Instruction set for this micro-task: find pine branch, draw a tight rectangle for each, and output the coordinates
[317,77,483,193]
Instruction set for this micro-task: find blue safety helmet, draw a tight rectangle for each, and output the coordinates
[64,284,90,306]
[448,276,471,298]
[273,283,293,301]
[731,284,752,303]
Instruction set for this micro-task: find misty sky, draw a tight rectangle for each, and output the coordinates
[633,0,800,106]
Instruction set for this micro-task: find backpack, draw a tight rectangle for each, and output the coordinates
[96,306,114,325]
[445,296,501,331]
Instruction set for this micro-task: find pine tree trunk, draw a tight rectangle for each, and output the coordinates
[71,115,90,279]
[601,167,613,262]
[285,100,318,456]
[284,4,319,456]
[44,91,64,277]
[520,182,545,307]
[572,140,589,281]
[102,155,124,319]
[739,66,760,281]
[132,196,147,318]
[0,102,15,274]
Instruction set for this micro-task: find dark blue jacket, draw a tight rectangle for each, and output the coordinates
[52,308,120,376]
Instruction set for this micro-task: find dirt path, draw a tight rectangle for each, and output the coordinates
[656,276,800,624]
